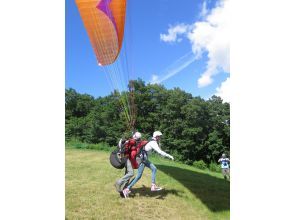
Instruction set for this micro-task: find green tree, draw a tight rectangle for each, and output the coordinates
[65,80,230,165]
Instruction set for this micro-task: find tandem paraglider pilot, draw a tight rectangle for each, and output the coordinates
[122,131,174,198]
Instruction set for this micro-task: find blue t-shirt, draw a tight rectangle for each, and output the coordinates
[219,158,230,169]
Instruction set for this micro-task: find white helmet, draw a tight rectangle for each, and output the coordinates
[133,131,142,140]
[153,131,163,138]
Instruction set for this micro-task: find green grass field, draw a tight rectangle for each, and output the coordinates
[66,148,230,220]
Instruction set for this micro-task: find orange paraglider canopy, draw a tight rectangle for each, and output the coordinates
[75,0,127,66]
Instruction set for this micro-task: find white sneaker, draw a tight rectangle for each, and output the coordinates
[122,188,131,198]
[151,184,162,191]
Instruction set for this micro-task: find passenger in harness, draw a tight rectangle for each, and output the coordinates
[122,131,174,198]
[114,132,142,194]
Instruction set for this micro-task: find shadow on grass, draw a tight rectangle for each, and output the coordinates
[129,185,184,200]
[156,164,230,212]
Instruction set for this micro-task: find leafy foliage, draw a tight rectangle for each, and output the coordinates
[209,162,222,172]
[65,79,230,165]
[193,160,207,170]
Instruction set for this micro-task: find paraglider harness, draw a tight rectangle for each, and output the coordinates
[109,138,157,169]
[135,141,148,165]
[135,138,158,165]
[109,138,129,169]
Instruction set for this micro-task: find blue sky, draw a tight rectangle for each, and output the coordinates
[66,0,230,101]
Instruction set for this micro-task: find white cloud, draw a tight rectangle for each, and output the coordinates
[160,24,189,43]
[197,73,213,87]
[200,1,208,18]
[215,77,230,103]
[189,0,230,87]
[160,0,230,88]
[151,74,159,84]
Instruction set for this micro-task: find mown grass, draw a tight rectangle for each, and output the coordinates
[66,148,229,220]
[65,140,116,152]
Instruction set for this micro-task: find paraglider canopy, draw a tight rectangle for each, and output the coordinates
[76,0,137,131]
[75,0,127,66]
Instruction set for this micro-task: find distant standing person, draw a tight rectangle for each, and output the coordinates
[218,153,230,180]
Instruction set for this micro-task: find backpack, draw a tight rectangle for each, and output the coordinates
[109,148,127,169]
[109,138,128,169]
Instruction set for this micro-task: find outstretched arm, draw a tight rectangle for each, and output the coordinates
[151,142,174,160]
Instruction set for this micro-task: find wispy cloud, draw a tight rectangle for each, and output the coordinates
[159,24,190,43]
[200,1,208,18]
[160,0,230,88]
[150,52,196,84]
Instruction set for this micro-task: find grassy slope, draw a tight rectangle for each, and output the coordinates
[66,148,230,220]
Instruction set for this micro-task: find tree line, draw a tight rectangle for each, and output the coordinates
[66,79,230,165]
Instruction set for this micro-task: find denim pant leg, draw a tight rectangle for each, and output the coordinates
[144,160,157,184]
[127,162,145,190]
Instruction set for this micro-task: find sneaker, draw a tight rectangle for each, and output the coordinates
[151,184,162,191]
[122,188,131,198]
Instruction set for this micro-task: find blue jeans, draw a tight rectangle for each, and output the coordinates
[127,160,157,190]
